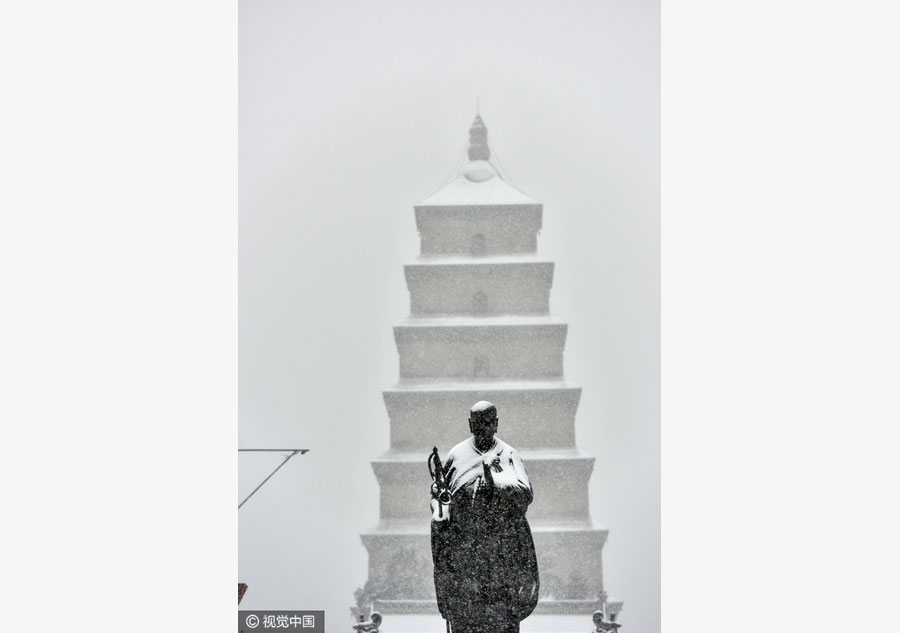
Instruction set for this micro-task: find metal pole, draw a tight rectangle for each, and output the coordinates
[238,449,307,509]
[239,449,309,453]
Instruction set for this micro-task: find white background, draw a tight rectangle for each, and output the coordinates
[2,1,899,633]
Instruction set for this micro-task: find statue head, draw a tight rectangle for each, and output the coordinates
[468,400,498,451]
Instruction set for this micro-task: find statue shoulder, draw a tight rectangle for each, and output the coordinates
[493,437,517,457]
[445,437,475,461]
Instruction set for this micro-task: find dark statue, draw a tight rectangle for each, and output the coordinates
[430,401,539,633]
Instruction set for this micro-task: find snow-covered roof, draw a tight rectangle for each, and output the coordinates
[396,314,566,327]
[406,253,554,266]
[383,378,582,392]
[417,163,538,206]
[417,116,539,207]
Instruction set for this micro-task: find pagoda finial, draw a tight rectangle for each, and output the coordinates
[467,114,490,161]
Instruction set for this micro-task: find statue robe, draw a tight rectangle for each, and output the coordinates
[431,437,539,633]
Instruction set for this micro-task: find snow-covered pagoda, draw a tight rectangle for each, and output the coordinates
[357,115,621,631]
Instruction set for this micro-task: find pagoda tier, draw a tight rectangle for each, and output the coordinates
[372,450,596,522]
[414,204,543,255]
[404,255,554,315]
[360,524,609,614]
[383,381,581,451]
[358,115,620,624]
[394,317,568,380]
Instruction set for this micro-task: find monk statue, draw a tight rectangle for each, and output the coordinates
[429,401,540,633]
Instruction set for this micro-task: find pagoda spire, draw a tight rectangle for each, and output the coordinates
[467,115,490,161]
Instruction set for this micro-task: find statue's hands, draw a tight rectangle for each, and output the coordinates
[483,455,503,472]
[481,461,495,489]
[430,480,451,521]
[431,496,450,522]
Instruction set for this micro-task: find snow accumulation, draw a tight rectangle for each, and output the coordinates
[407,253,554,266]
[418,160,538,206]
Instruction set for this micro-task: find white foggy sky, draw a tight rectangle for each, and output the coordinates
[239,1,659,632]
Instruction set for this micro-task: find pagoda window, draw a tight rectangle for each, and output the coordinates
[473,356,490,378]
[471,233,486,255]
[473,291,488,314]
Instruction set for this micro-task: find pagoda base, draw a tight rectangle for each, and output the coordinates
[360,523,609,606]
[365,610,624,633]
[373,598,604,615]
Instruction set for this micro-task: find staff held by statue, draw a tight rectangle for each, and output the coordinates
[428,447,452,519]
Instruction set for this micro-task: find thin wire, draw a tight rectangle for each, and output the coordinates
[489,142,536,201]
[421,138,469,201]
[238,449,303,509]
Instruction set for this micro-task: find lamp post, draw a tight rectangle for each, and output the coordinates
[592,590,622,633]
[352,611,382,633]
